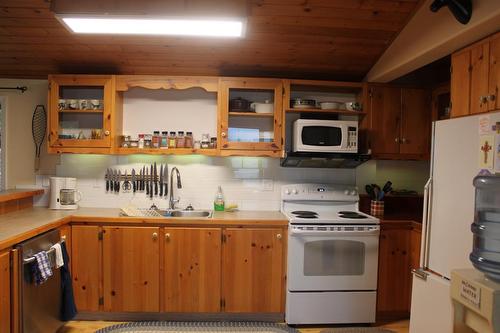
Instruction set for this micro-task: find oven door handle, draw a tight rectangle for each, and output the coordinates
[290,228,380,237]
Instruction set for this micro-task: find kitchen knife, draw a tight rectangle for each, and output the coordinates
[159,164,163,197]
[163,164,168,197]
[382,181,393,193]
[150,164,154,199]
[105,168,110,192]
[112,169,117,193]
[365,184,374,200]
[141,166,145,191]
[117,170,121,193]
[145,168,149,196]
[132,169,136,193]
[154,162,158,196]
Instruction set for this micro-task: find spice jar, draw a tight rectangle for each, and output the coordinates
[144,134,152,148]
[210,137,217,149]
[152,131,160,148]
[185,132,193,148]
[201,133,210,149]
[121,135,131,148]
[177,131,185,148]
[168,132,177,148]
[138,134,145,149]
[160,131,168,149]
[194,140,201,149]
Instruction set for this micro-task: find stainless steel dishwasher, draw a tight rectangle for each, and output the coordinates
[16,229,63,333]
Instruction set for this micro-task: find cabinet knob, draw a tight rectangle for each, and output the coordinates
[165,233,171,240]
[394,138,400,143]
[401,138,407,144]
[152,232,158,240]
[488,94,496,102]
[104,130,110,136]
[221,132,227,138]
[480,96,488,104]
[276,233,282,240]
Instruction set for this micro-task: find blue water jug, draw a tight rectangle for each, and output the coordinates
[470,175,500,281]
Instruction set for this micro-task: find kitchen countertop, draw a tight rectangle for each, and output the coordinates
[0,207,288,251]
[0,188,44,203]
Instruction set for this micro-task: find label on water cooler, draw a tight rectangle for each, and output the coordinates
[460,279,481,308]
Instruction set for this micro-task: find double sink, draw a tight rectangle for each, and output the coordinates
[156,209,212,218]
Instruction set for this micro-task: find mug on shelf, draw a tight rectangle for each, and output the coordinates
[67,99,78,110]
[90,99,101,110]
[370,200,384,216]
[79,99,89,110]
[58,99,66,110]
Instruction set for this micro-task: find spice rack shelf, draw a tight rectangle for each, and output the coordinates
[115,148,218,156]
[228,112,275,118]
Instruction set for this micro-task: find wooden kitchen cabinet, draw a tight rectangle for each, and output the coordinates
[218,78,283,155]
[163,228,221,312]
[102,226,160,312]
[450,31,500,118]
[48,75,120,153]
[71,226,101,312]
[222,228,285,313]
[369,86,431,160]
[0,251,10,333]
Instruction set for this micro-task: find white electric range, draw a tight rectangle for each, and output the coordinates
[282,183,380,325]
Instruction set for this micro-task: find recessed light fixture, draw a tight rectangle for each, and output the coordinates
[58,16,245,38]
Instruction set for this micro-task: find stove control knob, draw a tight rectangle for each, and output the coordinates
[292,189,298,195]
[285,189,290,195]
[350,190,357,196]
[344,190,350,195]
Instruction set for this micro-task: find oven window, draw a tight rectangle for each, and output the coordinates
[301,126,342,146]
[304,240,365,276]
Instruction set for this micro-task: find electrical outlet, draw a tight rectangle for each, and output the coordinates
[262,179,274,191]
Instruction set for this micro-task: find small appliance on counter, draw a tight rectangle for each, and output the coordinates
[49,177,81,210]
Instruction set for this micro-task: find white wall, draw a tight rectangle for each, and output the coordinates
[0,79,59,189]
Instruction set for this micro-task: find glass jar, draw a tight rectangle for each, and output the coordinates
[160,131,169,149]
[121,135,131,148]
[152,131,160,148]
[144,134,152,148]
[201,133,210,149]
[194,140,201,149]
[185,132,193,148]
[168,132,177,148]
[177,131,185,148]
[210,137,217,149]
[138,134,145,149]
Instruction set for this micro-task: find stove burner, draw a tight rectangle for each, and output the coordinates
[295,215,318,219]
[338,212,368,219]
[291,211,318,216]
[339,211,357,214]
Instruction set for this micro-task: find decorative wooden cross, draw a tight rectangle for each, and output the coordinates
[481,140,492,164]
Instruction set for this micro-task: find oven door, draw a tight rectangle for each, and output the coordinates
[288,225,379,291]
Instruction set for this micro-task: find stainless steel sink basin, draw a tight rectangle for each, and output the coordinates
[158,210,212,218]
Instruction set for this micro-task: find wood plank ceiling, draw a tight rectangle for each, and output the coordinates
[0,0,423,80]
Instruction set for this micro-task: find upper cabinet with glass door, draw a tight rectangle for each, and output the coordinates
[219,78,283,155]
[48,75,115,151]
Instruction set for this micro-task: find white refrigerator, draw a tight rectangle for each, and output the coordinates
[409,111,500,333]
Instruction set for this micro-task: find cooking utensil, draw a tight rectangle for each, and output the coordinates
[382,181,393,194]
[371,184,381,201]
[290,98,317,109]
[365,184,375,200]
[141,166,145,191]
[32,105,47,171]
[105,169,110,192]
[163,164,168,197]
[150,164,153,199]
[319,101,342,110]
[229,97,251,112]
[159,165,163,196]
[132,169,136,193]
[154,162,158,196]
[250,100,273,114]
[116,170,121,193]
[123,170,131,192]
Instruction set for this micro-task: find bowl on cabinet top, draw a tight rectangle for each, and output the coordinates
[250,100,274,114]
[290,98,317,109]
[319,101,343,110]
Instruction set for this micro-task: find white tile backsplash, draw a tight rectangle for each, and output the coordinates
[39,155,356,211]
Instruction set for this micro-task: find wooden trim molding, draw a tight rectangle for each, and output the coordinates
[0,189,44,203]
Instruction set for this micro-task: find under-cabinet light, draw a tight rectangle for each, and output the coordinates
[59,17,245,37]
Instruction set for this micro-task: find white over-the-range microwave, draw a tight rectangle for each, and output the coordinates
[293,119,358,153]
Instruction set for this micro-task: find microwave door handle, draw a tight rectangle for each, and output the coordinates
[341,125,349,150]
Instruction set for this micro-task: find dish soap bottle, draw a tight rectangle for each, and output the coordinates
[214,186,225,211]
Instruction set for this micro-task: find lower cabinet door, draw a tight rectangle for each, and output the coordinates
[0,251,10,333]
[72,226,101,312]
[222,228,285,313]
[163,228,221,312]
[103,227,160,312]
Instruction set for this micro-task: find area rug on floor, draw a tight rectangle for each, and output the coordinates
[320,328,395,333]
[95,321,299,333]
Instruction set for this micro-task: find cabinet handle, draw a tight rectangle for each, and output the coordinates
[221,132,227,138]
[480,96,488,104]
[165,233,171,240]
[276,233,282,240]
[394,138,400,143]
[401,138,407,144]
[152,232,158,240]
[104,130,110,136]
[488,94,496,102]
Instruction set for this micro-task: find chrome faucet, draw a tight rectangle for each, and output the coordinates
[168,167,182,210]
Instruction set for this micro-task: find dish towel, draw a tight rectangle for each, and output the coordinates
[32,251,53,285]
[60,241,77,321]
[50,243,64,269]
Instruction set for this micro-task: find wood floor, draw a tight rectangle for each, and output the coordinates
[59,320,409,333]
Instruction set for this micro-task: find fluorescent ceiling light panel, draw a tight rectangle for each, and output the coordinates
[61,17,245,37]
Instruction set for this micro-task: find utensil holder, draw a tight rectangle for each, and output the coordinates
[370,200,384,216]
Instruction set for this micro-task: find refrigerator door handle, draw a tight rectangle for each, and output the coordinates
[420,177,432,268]
[412,268,429,281]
